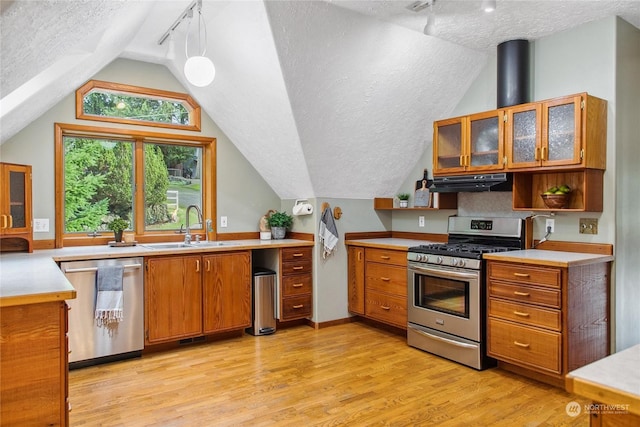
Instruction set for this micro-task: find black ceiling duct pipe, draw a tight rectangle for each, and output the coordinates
[497,39,530,108]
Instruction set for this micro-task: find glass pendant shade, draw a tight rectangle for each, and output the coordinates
[184,55,216,87]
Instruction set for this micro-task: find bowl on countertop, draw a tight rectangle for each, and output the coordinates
[541,193,570,209]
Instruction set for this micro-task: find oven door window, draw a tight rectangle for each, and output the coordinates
[415,274,470,318]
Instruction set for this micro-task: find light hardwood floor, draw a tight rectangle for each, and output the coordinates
[69,322,589,426]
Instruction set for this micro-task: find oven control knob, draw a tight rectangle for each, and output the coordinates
[436,256,443,264]
[416,254,424,262]
[450,258,458,266]
[457,258,466,267]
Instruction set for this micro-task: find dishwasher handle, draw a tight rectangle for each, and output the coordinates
[62,263,142,274]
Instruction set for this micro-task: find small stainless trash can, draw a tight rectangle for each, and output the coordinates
[247,267,276,336]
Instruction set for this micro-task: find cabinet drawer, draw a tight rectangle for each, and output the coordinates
[281,260,312,275]
[281,247,312,262]
[488,318,561,374]
[489,281,561,309]
[365,262,407,297]
[488,262,561,288]
[365,248,407,266]
[282,295,312,320]
[489,298,561,331]
[365,290,407,328]
[282,274,312,296]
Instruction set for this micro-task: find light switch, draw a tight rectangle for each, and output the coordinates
[220,216,228,228]
[33,218,49,232]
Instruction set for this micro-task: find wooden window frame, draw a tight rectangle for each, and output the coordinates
[54,123,216,248]
[75,80,202,131]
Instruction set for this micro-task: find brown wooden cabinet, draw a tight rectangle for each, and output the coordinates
[202,251,252,334]
[347,246,365,315]
[145,255,203,344]
[278,247,313,321]
[433,110,505,175]
[146,251,252,344]
[0,301,69,426]
[347,246,407,329]
[0,162,33,252]
[486,259,610,386]
[505,93,607,171]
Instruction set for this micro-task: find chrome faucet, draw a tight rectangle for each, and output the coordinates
[184,205,203,244]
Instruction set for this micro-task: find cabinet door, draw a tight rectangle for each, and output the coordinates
[202,251,252,333]
[145,255,202,343]
[542,95,582,167]
[347,246,365,315]
[468,110,504,171]
[433,117,467,174]
[506,103,542,169]
[0,163,32,234]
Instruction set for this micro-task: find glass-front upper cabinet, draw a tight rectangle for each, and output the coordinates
[506,95,582,169]
[433,117,466,174]
[433,110,504,175]
[0,162,33,252]
[468,110,504,171]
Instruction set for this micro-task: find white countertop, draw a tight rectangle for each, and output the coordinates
[483,249,614,267]
[0,238,313,307]
[345,238,443,250]
[567,344,640,416]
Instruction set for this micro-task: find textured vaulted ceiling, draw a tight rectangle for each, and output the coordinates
[2,0,639,199]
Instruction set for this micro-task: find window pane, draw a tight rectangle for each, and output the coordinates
[83,91,190,125]
[63,137,134,233]
[144,143,202,231]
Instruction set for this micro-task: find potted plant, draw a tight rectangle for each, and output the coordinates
[266,210,293,239]
[397,193,410,208]
[107,217,129,243]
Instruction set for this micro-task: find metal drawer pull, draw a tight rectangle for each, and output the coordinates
[8,215,12,228]
[380,277,390,281]
[380,256,391,260]
[293,266,304,270]
[63,264,142,273]
[292,253,304,257]
[292,304,304,309]
[206,260,211,272]
[513,311,530,317]
[292,283,304,288]
[513,272,530,278]
[409,326,477,349]
[514,291,530,296]
[514,341,530,348]
[1,215,6,229]
[381,305,391,310]
[195,259,200,272]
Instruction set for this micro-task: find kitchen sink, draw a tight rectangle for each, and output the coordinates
[142,241,239,250]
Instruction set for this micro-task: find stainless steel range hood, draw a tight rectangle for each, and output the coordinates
[431,173,512,193]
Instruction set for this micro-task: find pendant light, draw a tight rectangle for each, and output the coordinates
[481,0,496,12]
[423,0,436,36]
[183,0,215,87]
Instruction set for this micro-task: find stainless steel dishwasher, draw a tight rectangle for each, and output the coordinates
[61,257,144,368]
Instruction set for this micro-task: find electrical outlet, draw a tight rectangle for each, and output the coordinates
[33,218,49,232]
[220,216,228,228]
[579,218,598,234]
[418,216,425,227]
[545,218,555,233]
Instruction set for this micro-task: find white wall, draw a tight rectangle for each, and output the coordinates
[0,59,280,238]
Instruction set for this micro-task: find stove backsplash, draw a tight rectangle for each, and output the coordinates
[457,192,527,219]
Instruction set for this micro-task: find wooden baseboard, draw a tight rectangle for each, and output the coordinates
[308,317,357,329]
[33,239,56,250]
[533,241,613,255]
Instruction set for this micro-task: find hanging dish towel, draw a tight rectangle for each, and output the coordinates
[95,265,124,327]
[319,206,339,259]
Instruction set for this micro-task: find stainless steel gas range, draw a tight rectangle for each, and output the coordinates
[406,216,526,370]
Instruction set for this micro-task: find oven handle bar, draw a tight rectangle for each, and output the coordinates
[408,325,477,349]
[408,264,479,280]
